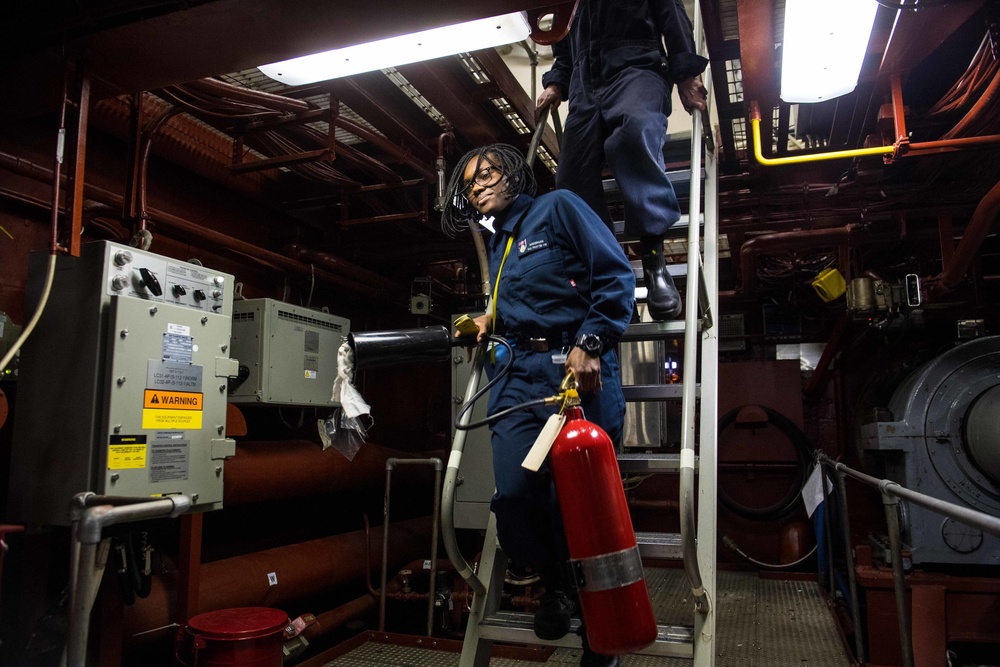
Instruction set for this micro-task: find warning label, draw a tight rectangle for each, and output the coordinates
[143,389,203,410]
[108,435,148,470]
[142,409,203,430]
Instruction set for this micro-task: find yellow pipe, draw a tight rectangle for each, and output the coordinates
[749,101,894,166]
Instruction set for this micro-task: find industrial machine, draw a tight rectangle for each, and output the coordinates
[861,335,1000,565]
[228,298,349,406]
[7,241,238,526]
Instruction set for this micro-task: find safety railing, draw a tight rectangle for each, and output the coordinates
[66,492,191,667]
[815,451,1000,667]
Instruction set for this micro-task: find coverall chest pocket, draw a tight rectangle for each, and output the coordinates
[511,233,575,314]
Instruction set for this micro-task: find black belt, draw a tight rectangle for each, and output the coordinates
[506,332,571,353]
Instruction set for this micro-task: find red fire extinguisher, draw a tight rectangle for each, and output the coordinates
[550,405,658,655]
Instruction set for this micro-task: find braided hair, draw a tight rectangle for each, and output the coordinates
[440,143,537,237]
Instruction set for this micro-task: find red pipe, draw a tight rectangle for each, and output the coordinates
[0,150,385,301]
[283,244,394,290]
[929,177,1000,296]
[300,594,378,644]
[804,312,852,396]
[223,441,422,505]
[124,516,432,638]
[183,78,311,114]
[739,224,865,296]
[942,68,1000,139]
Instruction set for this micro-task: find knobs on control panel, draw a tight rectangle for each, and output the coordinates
[212,289,223,300]
[193,289,206,301]
[111,275,129,291]
[113,250,133,267]
[137,267,163,296]
[172,285,187,298]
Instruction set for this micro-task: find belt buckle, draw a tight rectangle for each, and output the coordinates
[529,337,550,352]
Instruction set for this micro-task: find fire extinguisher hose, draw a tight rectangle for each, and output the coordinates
[453,336,567,431]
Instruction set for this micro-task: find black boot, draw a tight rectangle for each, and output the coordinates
[640,236,682,321]
[579,625,621,667]
[533,562,577,640]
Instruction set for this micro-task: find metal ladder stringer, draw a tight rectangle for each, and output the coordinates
[687,5,720,662]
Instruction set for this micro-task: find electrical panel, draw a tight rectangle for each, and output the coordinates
[228,298,349,406]
[8,241,237,526]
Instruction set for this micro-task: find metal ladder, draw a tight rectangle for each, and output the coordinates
[442,12,718,665]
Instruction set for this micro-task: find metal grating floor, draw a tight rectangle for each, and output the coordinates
[318,568,852,666]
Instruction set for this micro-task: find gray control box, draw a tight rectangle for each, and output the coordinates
[228,299,349,406]
[8,241,236,526]
[451,316,495,530]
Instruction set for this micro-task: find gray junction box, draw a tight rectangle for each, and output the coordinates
[8,241,237,526]
[228,298,349,406]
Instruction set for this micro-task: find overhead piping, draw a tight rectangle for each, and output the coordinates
[739,224,865,296]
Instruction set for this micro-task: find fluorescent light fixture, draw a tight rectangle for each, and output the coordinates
[780,0,879,103]
[259,12,531,85]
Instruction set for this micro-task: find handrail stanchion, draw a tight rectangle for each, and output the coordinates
[881,482,915,667]
[831,463,865,663]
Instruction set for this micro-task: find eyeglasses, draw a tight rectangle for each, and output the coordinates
[461,164,503,200]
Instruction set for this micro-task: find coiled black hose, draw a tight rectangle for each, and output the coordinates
[718,404,814,521]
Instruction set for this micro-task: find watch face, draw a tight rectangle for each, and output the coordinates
[578,334,601,355]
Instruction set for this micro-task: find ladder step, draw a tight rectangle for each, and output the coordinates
[621,384,699,401]
[635,531,684,559]
[632,260,688,281]
[620,320,694,341]
[617,452,696,473]
[478,610,694,658]
[614,213,704,240]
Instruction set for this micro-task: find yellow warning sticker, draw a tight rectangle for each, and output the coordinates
[142,409,203,430]
[143,389,203,410]
[108,444,147,470]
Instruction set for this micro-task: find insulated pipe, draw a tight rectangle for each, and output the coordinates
[223,441,422,506]
[300,594,378,644]
[123,516,432,638]
[739,225,864,296]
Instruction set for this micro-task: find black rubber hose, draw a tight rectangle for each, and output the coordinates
[454,336,531,430]
[717,404,814,521]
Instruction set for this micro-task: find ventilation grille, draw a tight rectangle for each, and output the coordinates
[719,313,747,352]
[233,312,255,323]
[458,52,492,85]
[277,309,344,331]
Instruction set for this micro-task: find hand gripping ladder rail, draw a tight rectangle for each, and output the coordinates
[441,10,719,662]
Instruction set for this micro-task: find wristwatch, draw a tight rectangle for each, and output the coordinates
[575,333,603,357]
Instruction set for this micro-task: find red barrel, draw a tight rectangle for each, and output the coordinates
[177,607,288,667]
[550,406,658,655]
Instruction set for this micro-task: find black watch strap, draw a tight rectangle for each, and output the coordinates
[575,333,603,357]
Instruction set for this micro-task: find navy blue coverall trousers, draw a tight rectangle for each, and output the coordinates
[541,0,709,237]
[482,191,634,568]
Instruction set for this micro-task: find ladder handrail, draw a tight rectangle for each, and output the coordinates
[679,50,709,615]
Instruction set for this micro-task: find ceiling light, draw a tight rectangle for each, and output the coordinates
[258,12,531,85]
[780,0,879,103]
